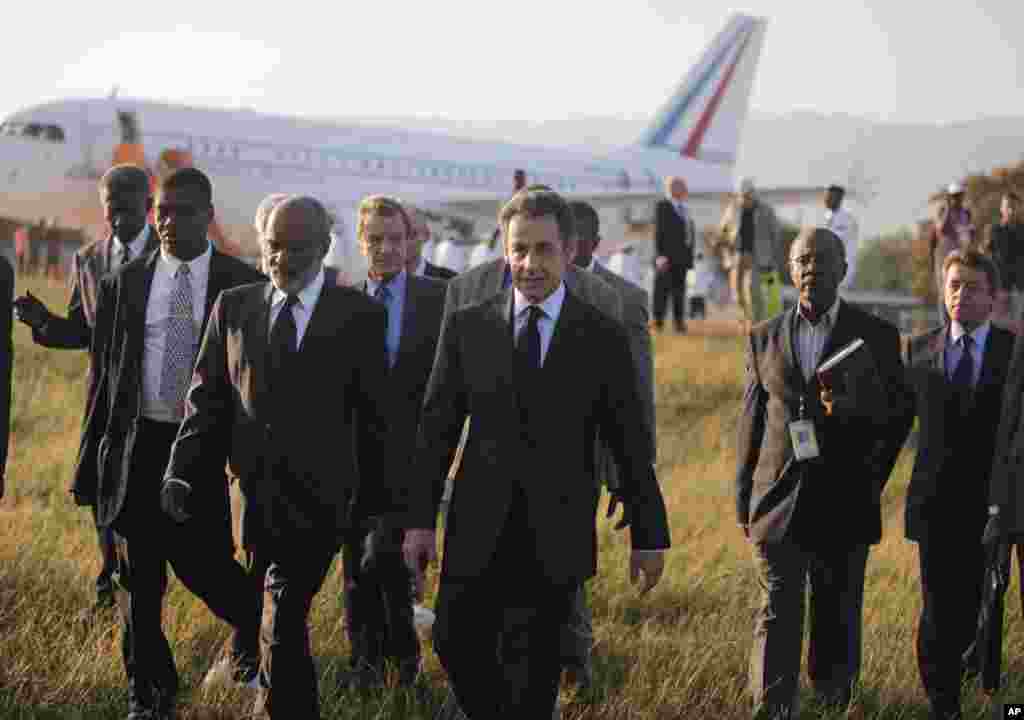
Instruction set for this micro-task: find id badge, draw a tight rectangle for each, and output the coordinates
[789,419,820,461]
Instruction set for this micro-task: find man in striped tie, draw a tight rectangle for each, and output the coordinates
[72,168,265,719]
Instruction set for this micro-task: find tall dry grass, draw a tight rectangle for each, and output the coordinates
[0,278,1021,718]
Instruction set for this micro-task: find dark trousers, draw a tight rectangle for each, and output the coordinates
[91,505,117,602]
[111,419,261,711]
[340,523,419,676]
[653,268,687,330]
[916,528,986,718]
[433,489,578,720]
[749,538,869,719]
[251,545,336,720]
[559,586,592,674]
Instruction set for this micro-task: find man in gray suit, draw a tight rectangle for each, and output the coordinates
[14,164,159,613]
[563,200,657,686]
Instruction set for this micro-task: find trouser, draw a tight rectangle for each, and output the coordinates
[749,538,869,719]
[916,528,986,719]
[340,522,419,677]
[689,296,707,320]
[652,268,687,329]
[559,586,593,675]
[251,545,336,720]
[91,505,117,602]
[730,252,763,323]
[111,419,261,713]
[433,489,578,720]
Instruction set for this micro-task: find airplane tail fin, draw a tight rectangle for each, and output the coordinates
[635,14,766,168]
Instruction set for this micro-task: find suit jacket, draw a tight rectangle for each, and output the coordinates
[72,248,265,528]
[353,273,446,520]
[415,288,670,584]
[440,258,625,485]
[423,260,457,282]
[164,278,393,550]
[33,228,159,349]
[591,262,655,462]
[0,257,12,477]
[985,331,1024,534]
[654,199,696,273]
[904,324,1014,541]
[736,301,913,546]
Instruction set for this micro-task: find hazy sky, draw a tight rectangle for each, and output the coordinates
[1,1,1021,127]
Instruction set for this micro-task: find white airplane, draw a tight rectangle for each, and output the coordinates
[0,13,819,277]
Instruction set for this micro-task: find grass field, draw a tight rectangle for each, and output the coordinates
[1,274,1022,719]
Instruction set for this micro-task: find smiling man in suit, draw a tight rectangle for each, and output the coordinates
[15,164,159,613]
[162,195,396,719]
[403,186,670,720]
[341,195,446,688]
[736,226,912,719]
[73,167,266,719]
[904,250,1013,720]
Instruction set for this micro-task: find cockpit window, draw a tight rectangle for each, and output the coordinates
[43,125,65,142]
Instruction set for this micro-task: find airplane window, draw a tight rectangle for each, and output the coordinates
[23,123,43,138]
[43,125,65,142]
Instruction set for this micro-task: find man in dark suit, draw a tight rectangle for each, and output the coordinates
[653,175,695,333]
[0,256,12,502]
[407,206,457,281]
[162,195,396,719]
[73,167,265,719]
[904,250,1012,720]
[342,195,446,687]
[403,186,670,720]
[736,227,912,719]
[14,164,159,611]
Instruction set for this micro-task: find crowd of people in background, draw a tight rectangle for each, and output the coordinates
[2,160,1024,720]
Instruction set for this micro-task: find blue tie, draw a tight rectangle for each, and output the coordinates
[951,334,974,389]
[375,284,395,367]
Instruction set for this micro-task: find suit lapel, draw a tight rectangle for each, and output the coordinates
[246,283,274,417]
[977,326,1010,395]
[394,277,420,373]
[481,259,507,299]
[541,290,577,378]
[817,302,857,373]
[779,306,802,387]
[122,251,160,405]
[202,251,230,341]
[929,325,950,377]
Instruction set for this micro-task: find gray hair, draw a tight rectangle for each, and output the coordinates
[254,193,291,233]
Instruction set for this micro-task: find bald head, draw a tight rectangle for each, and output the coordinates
[263,195,330,294]
[99,164,152,243]
[789,226,847,316]
[254,193,291,235]
[665,176,688,201]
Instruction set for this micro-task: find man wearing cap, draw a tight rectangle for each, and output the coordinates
[719,177,783,326]
[932,182,975,321]
[822,185,859,290]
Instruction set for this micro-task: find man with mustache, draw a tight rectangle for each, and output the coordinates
[162,195,400,719]
[736,226,912,719]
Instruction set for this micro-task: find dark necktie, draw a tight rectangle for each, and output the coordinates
[951,334,974,389]
[518,305,543,371]
[269,294,299,394]
[121,245,133,266]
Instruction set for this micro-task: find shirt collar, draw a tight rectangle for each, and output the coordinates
[582,258,600,273]
[366,268,407,299]
[273,266,325,310]
[513,281,566,323]
[797,297,841,329]
[159,238,212,277]
[949,319,991,348]
[113,225,150,256]
[412,256,427,277]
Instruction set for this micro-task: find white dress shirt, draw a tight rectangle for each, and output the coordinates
[512,282,566,367]
[794,298,841,381]
[946,320,989,387]
[111,225,151,270]
[823,208,860,289]
[269,267,325,348]
[142,242,212,422]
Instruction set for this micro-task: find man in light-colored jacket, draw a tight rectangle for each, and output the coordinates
[719,177,783,325]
